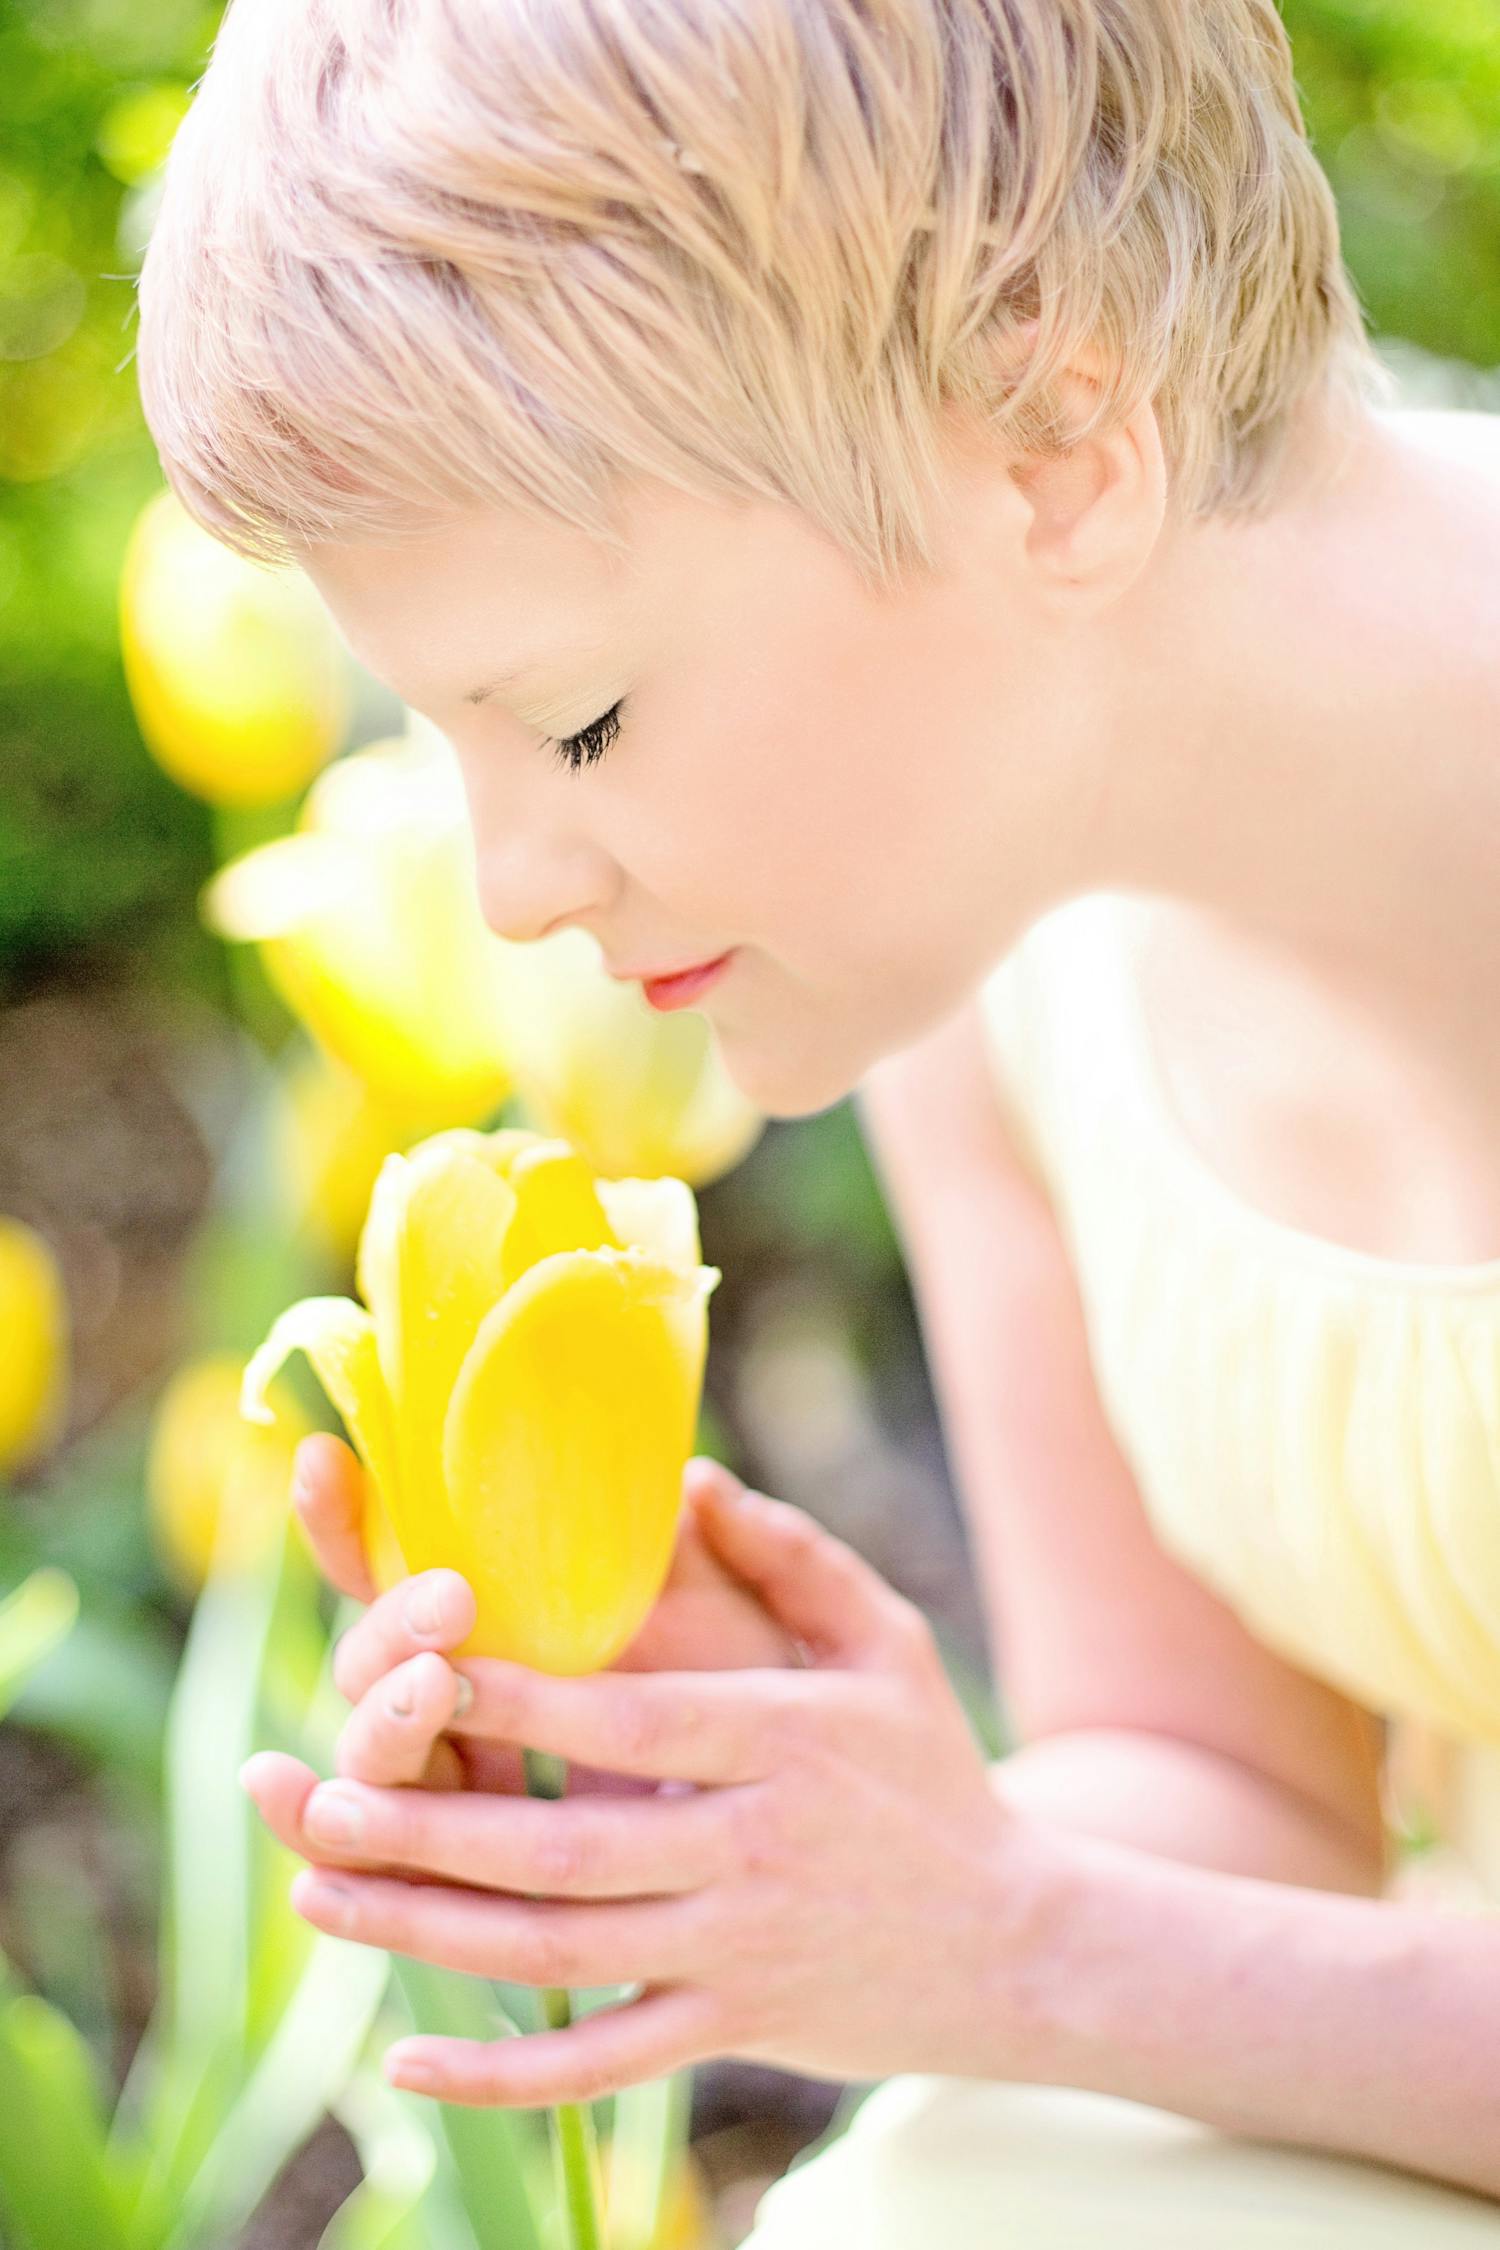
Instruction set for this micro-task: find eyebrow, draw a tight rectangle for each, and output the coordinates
[463,669,531,707]
[461,636,615,708]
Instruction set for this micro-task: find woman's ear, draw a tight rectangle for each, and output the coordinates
[1006,341,1169,611]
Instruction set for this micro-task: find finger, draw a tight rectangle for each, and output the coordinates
[240,1750,471,1886]
[289,1866,717,1988]
[335,1649,472,1791]
[681,1453,741,1511]
[380,1984,726,2107]
[290,1433,379,1604]
[297,1769,751,1897]
[445,1657,794,1785]
[690,1478,928,1669]
[330,1567,477,1706]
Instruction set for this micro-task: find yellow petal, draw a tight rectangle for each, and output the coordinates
[148,1354,312,1591]
[271,1048,431,1268]
[0,1218,68,1481]
[442,1247,720,1671]
[200,833,358,942]
[201,754,515,1119]
[496,1140,618,1291]
[278,836,513,1117]
[494,928,764,1184]
[355,1146,520,1578]
[239,1298,406,1594]
[476,1127,557,1178]
[594,1175,703,1269]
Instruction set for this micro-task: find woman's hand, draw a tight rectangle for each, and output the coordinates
[242,1477,1059,2108]
[273,1433,803,1800]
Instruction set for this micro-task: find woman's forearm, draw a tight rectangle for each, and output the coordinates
[1005,1815,1500,2203]
[988,1727,1386,1894]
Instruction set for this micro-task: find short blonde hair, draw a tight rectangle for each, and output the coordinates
[136,0,1395,588]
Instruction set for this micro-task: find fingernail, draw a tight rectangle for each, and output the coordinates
[306,1785,365,1844]
[451,1672,474,1719]
[403,1580,446,1636]
[386,1672,418,1718]
[388,2049,440,2093]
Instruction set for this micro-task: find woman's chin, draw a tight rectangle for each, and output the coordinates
[713,1024,859,1122]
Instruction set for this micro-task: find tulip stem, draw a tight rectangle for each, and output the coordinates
[523,1745,607,2250]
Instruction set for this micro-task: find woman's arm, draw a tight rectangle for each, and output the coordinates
[999,1812,1500,2203]
[990,1724,1386,1895]
[855,998,1389,1885]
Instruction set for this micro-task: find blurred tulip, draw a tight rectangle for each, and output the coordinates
[202,731,516,1122]
[0,1217,69,1480]
[241,1124,720,1672]
[496,927,764,1189]
[147,1352,314,1592]
[602,2138,720,2250]
[270,1044,452,1269]
[119,487,350,806]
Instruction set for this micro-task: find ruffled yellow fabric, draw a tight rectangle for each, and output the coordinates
[977,891,1500,1873]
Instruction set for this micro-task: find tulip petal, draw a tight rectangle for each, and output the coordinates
[594,1175,704,1269]
[441,1247,720,1671]
[497,1141,618,1291]
[356,1144,521,1577]
[238,1297,407,1593]
[200,834,359,942]
[204,773,515,1119]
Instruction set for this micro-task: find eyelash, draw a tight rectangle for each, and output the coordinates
[544,699,624,773]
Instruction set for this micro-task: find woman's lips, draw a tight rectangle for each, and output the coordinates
[639,951,734,1010]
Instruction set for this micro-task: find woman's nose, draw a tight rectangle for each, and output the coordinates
[475,843,615,949]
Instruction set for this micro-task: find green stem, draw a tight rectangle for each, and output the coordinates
[523,1746,607,2250]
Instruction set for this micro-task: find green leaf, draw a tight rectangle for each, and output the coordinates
[0,1955,136,2250]
[159,1934,392,2250]
[322,2054,455,2250]
[0,1567,79,1721]
[116,1505,328,2224]
[387,1962,546,2250]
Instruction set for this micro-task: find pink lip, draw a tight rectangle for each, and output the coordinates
[636,951,734,1009]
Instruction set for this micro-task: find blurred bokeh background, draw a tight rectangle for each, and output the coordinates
[1,2,1497,2244]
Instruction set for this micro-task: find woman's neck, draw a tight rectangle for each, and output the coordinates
[1074,397,1500,1032]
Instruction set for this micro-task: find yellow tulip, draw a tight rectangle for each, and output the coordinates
[240,1125,720,1673]
[147,1353,313,1593]
[495,925,763,1188]
[120,489,351,806]
[0,1218,68,1481]
[202,731,515,1122]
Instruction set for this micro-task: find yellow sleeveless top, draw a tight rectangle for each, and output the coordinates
[977,889,1500,1898]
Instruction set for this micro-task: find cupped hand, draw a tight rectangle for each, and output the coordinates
[267,1431,803,1801]
[241,1477,1058,2110]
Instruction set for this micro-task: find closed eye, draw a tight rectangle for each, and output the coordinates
[544,700,624,774]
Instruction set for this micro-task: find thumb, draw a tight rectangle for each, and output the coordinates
[686,1462,929,1670]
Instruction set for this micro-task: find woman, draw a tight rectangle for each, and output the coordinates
[136,0,1500,2231]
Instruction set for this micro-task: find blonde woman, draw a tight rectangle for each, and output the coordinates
[138,0,1500,2234]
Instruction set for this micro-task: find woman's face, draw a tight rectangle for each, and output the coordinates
[302,439,1105,1117]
